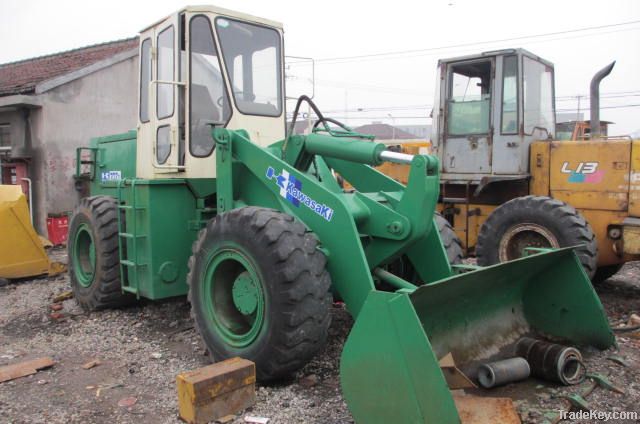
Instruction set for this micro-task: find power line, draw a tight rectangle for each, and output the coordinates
[297,20,640,64]
[557,104,640,112]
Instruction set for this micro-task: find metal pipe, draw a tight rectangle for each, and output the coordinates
[477,357,530,388]
[590,61,615,139]
[373,267,417,291]
[379,150,415,164]
[21,178,33,225]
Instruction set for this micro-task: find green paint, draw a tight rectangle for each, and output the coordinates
[73,223,95,288]
[115,179,198,300]
[232,272,259,315]
[202,247,265,347]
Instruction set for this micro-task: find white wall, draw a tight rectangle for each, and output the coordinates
[30,56,138,233]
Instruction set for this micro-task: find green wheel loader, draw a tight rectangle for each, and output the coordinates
[69,6,615,423]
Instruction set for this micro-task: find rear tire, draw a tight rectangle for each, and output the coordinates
[68,196,132,311]
[187,207,332,381]
[477,196,597,279]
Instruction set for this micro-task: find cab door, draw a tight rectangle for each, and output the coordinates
[150,14,184,173]
[442,58,494,174]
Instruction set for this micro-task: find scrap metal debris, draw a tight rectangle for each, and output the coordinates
[586,373,625,395]
[477,357,530,389]
[94,382,124,397]
[117,396,138,408]
[244,416,270,424]
[439,352,476,389]
[516,338,585,385]
[453,394,521,424]
[52,291,73,303]
[605,355,630,367]
[82,359,101,370]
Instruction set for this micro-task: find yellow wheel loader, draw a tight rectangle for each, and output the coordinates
[385,49,639,281]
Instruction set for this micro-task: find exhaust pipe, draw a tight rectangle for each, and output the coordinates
[590,61,615,139]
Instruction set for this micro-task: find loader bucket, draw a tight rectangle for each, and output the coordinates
[341,248,614,424]
[0,185,65,279]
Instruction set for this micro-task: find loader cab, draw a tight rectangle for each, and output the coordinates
[136,6,285,179]
[432,49,555,183]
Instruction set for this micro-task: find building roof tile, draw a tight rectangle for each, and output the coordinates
[0,37,138,97]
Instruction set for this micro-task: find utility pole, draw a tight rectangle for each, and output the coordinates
[576,95,582,122]
[388,113,396,140]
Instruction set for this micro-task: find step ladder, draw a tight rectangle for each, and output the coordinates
[117,179,147,297]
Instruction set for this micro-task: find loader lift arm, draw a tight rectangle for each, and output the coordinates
[213,127,452,316]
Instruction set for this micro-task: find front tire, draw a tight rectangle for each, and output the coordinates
[436,213,463,266]
[476,196,597,279]
[187,207,332,381]
[68,196,132,311]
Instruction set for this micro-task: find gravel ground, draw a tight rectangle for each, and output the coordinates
[0,248,638,424]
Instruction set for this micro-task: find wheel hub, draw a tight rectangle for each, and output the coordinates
[203,249,266,348]
[73,223,96,287]
[232,271,259,315]
[499,223,560,262]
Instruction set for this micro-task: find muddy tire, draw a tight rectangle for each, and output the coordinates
[187,207,332,381]
[477,195,597,279]
[68,196,133,311]
[436,213,463,266]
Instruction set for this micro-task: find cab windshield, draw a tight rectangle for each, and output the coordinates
[216,18,283,117]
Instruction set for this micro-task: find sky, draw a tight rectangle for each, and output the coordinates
[1,0,639,135]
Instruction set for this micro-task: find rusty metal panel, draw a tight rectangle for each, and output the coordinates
[629,140,640,217]
[623,221,640,254]
[579,209,628,266]
[453,395,521,424]
[529,141,550,196]
[437,203,495,253]
[551,190,628,211]
[549,139,630,211]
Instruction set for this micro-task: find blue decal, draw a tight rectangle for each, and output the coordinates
[101,170,122,182]
[266,166,334,221]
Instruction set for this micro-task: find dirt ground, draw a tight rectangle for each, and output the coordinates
[1,248,639,424]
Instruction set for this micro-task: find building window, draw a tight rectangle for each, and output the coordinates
[0,124,10,147]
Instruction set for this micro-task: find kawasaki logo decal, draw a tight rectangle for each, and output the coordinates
[101,170,122,182]
[266,167,334,221]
